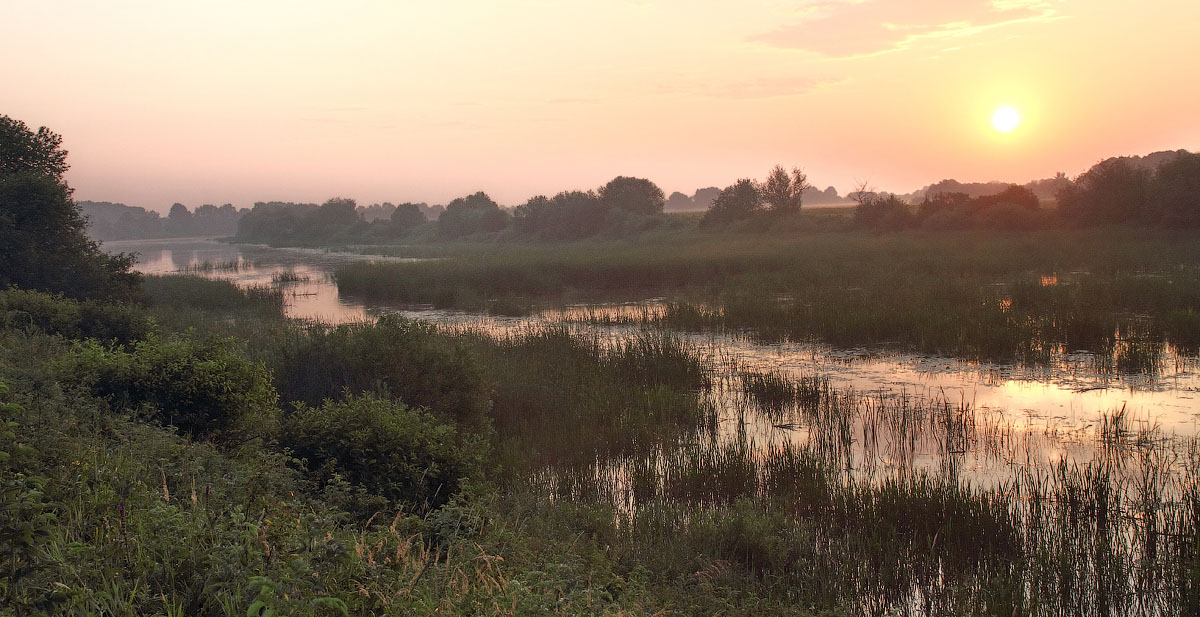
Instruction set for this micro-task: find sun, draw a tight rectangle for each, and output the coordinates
[991,106,1021,133]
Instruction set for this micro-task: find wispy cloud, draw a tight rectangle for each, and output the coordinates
[654,75,849,99]
[751,0,1065,59]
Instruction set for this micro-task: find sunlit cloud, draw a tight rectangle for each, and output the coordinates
[654,75,849,99]
[751,0,1064,58]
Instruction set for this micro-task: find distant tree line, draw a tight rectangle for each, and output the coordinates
[846,150,1200,231]
[233,175,679,245]
[81,201,245,240]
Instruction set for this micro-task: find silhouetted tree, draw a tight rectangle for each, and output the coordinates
[692,187,720,210]
[513,191,609,240]
[0,115,69,181]
[598,176,664,215]
[757,165,811,215]
[1057,158,1151,225]
[0,115,139,300]
[665,191,693,211]
[437,191,507,238]
[699,179,762,228]
[1152,151,1200,227]
[390,202,426,233]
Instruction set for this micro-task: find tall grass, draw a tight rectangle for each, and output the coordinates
[335,229,1200,362]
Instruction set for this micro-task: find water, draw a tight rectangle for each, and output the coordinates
[106,237,1200,460]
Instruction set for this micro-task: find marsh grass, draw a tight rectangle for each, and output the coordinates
[178,258,245,273]
[336,230,1200,364]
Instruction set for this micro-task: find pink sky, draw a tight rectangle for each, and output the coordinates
[3,0,1197,212]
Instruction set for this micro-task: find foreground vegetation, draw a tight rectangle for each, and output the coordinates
[4,280,1199,616]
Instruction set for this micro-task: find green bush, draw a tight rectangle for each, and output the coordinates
[59,334,278,441]
[0,288,154,343]
[282,393,484,516]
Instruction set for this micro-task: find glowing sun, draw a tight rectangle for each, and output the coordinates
[991,106,1021,133]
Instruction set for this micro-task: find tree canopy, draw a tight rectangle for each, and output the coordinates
[0,115,140,300]
[699,179,762,228]
[598,176,665,215]
[758,165,810,215]
[436,191,508,238]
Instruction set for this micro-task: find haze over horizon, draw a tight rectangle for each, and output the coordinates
[4,0,1198,213]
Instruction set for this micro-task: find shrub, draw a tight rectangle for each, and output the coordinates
[60,334,278,441]
[0,288,153,343]
[282,393,484,515]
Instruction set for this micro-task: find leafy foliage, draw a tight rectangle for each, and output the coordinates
[598,176,665,215]
[0,288,154,343]
[699,179,762,228]
[283,393,484,516]
[436,191,508,238]
[60,334,279,441]
[757,165,810,215]
[0,115,68,181]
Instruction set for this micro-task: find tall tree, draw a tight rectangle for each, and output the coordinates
[757,165,811,215]
[699,179,762,228]
[436,191,507,238]
[0,115,140,299]
[598,176,665,215]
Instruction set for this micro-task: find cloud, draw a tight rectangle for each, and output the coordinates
[655,75,848,99]
[751,0,1063,58]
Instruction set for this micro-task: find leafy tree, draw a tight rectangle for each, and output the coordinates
[975,185,1040,211]
[598,176,665,215]
[1056,158,1151,225]
[0,115,68,181]
[1152,151,1200,227]
[699,179,762,228]
[389,202,426,233]
[692,187,720,210]
[665,191,693,211]
[436,191,507,238]
[513,191,608,240]
[0,115,140,300]
[757,165,811,215]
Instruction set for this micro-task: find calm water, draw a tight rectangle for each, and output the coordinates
[106,238,1200,473]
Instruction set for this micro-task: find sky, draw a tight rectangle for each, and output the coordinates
[3,0,1198,212]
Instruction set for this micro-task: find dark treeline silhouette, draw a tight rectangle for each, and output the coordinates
[667,184,844,212]
[851,150,1200,231]
[235,199,444,245]
[234,176,677,245]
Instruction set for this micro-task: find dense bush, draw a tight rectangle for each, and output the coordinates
[0,288,154,343]
[283,393,484,515]
[268,315,491,428]
[60,334,278,441]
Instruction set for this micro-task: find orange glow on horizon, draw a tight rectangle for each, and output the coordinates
[1,0,1196,211]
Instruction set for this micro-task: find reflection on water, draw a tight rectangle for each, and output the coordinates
[106,237,1200,463]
